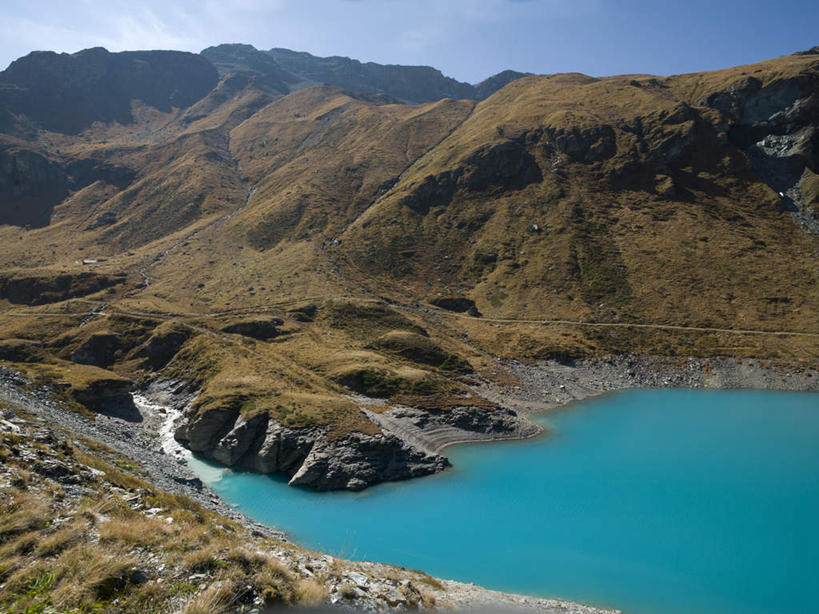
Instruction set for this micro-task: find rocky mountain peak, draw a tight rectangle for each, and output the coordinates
[201,44,528,104]
[0,47,219,134]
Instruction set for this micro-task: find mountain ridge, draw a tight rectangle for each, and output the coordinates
[203,42,529,103]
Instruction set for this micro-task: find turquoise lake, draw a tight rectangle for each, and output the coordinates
[188,389,819,614]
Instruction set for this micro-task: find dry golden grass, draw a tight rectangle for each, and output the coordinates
[180,579,236,614]
[0,411,309,613]
[296,577,329,606]
[333,52,819,362]
[33,519,88,557]
[0,493,51,542]
[180,545,222,573]
[50,544,140,608]
[98,515,177,546]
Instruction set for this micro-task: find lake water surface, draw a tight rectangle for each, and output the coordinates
[188,389,819,614]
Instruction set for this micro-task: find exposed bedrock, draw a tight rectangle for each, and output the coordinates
[0,147,69,227]
[70,332,120,367]
[399,140,541,213]
[705,74,819,229]
[133,326,192,371]
[365,403,542,455]
[173,402,452,491]
[0,47,219,134]
[72,377,140,422]
[287,432,449,491]
[0,145,136,228]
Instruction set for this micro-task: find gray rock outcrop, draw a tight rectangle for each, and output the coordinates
[72,377,140,422]
[288,431,449,491]
[174,403,450,491]
[0,47,219,134]
[366,403,542,455]
[704,73,819,230]
[133,327,191,371]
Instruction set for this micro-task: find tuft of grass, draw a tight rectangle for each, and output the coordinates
[417,573,445,591]
[295,577,328,607]
[34,519,87,557]
[98,516,176,547]
[49,544,139,608]
[252,558,296,605]
[0,494,51,542]
[180,546,224,574]
[180,580,235,614]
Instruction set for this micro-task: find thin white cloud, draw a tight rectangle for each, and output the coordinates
[93,10,197,52]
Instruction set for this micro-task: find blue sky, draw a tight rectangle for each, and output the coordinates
[1,0,816,83]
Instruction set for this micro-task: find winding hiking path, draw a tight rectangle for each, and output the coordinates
[437,311,819,338]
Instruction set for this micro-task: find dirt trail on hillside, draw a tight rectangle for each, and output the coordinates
[9,298,819,340]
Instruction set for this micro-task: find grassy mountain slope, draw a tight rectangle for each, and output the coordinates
[337,54,819,351]
[0,47,817,474]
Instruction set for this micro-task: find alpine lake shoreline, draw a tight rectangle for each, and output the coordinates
[4,354,818,612]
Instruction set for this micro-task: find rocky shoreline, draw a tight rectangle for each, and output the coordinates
[0,365,619,613]
[4,354,818,612]
[477,355,819,416]
[164,379,541,492]
[5,354,817,505]
[0,366,285,539]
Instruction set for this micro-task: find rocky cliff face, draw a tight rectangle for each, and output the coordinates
[0,47,219,133]
[199,44,296,94]
[0,143,136,227]
[705,68,819,230]
[173,403,450,491]
[169,381,543,491]
[0,146,69,227]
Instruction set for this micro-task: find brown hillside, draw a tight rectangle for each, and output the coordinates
[0,48,817,445]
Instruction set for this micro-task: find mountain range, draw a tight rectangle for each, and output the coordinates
[0,43,817,491]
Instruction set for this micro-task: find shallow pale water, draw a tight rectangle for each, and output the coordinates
[188,389,819,614]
